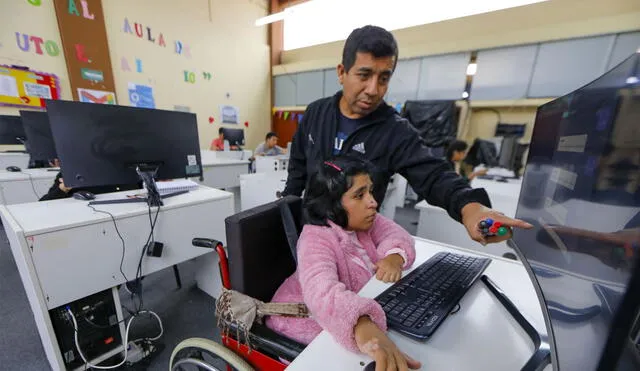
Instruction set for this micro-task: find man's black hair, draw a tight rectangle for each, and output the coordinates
[446,140,469,161]
[342,25,399,73]
[266,131,278,140]
[304,156,373,228]
[218,127,224,135]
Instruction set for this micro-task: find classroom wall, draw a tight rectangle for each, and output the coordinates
[275,0,640,73]
[0,0,270,152]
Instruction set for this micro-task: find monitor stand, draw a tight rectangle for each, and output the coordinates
[481,275,551,371]
[89,166,188,207]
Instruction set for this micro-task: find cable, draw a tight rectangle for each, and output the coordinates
[19,170,41,200]
[68,308,163,369]
[134,202,161,312]
[86,204,131,285]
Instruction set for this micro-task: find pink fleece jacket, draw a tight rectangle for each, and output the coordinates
[265,214,416,352]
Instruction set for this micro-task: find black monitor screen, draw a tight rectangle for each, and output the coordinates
[221,128,245,147]
[46,101,202,188]
[0,115,26,144]
[465,139,498,167]
[512,52,640,370]
[19,110,57,162]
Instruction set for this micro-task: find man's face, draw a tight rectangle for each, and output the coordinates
[337,52,395,118]
[267,136,278,148]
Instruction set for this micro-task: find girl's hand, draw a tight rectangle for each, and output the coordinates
[375,254,404,283]
[355,317,421,371]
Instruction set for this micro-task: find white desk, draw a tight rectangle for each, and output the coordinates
[0,152,30,169]
[0,168,58,205]
[288,238,551,371]
[0,186,234,370]
[415,178,522,258]
[255,155,289,173]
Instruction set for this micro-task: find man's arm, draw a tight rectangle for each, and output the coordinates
[392,124,491,222]
[282,112,309,197]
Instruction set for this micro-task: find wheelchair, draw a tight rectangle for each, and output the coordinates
[170,196,306,370]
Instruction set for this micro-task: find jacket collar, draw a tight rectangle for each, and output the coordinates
[331,91,397,124]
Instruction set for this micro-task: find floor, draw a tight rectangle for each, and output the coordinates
[0,203,419,370]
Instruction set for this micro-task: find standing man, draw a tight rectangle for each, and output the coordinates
[282,25,532,245]
[255,132,288,156]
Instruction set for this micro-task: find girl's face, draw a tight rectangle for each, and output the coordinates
[452,150,466,162]
[341,174,378,231]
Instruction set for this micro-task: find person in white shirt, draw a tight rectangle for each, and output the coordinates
[254,132,287,156]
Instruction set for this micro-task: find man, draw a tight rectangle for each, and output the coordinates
[283,25,531,245]
[445,140,488,182]
[210,128,225,151]
[255,132,287,156]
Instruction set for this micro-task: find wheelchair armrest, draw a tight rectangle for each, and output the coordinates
[227,321,306,362]
[192,238,231,289]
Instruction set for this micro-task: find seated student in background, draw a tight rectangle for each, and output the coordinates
[210,127,239,151]
[210,128,225,151]
[267,157,421,371]
[254,132,287,156]
[446,140,487,182]
[39,168,140,201]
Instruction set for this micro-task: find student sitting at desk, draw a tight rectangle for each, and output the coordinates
[267,157,421,370]
[446,140,487,182]
[210,127,238,151]
[254,132,287,156]
[39,170,140,201]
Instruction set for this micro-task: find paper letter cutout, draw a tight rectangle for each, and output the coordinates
[146,27,155,42]
[29,36,44,55]
[44,41,60,56]
[134,23,143,38]
[75,44,89,62]
[158,33,166,47]
[135,59,142,73]
[68,0,80,16]
[15,32,29,52]
[27,0,42,5]
[80,0,95,20]
[175,41,182,54]
[121,57,131,71]
[183,44,191,58]
[123,18,133,34]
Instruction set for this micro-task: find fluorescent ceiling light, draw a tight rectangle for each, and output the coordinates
[255,11,287,26]
[283,0,551,50]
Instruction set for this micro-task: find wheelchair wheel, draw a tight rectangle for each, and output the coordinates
[170,337,254,371]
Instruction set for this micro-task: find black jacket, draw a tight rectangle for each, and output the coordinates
[283,92,491,222]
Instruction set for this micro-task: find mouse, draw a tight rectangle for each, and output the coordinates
[363,361,376,371]
[6,166,21,172]
[73,190,95,201]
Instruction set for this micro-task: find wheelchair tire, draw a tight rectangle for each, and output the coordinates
[170,337,254,371]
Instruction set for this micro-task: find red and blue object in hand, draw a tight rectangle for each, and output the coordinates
[479,218,510,237]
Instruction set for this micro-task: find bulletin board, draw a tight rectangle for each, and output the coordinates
[0,65,61,108]
[53,0,117,103]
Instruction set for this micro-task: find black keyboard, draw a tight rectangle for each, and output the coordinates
[375,251,491,341]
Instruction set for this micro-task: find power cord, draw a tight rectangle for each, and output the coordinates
[19,170,41,200]
[134,202,161,312]
[86,204,131,284]
[67,308,163,369]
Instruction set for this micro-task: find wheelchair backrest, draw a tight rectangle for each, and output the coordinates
[224,196,302,302]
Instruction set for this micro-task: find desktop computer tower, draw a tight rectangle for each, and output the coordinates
[49,287,125,370]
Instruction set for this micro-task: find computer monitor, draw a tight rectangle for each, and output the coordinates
[19,110,57,163]
[0,115,26,145]
[46,100,203,197]
[465,138,498,167]
[221,127,245,148]
[512,52,640,370]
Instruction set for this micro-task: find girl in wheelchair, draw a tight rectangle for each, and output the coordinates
[266,157,422,371]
